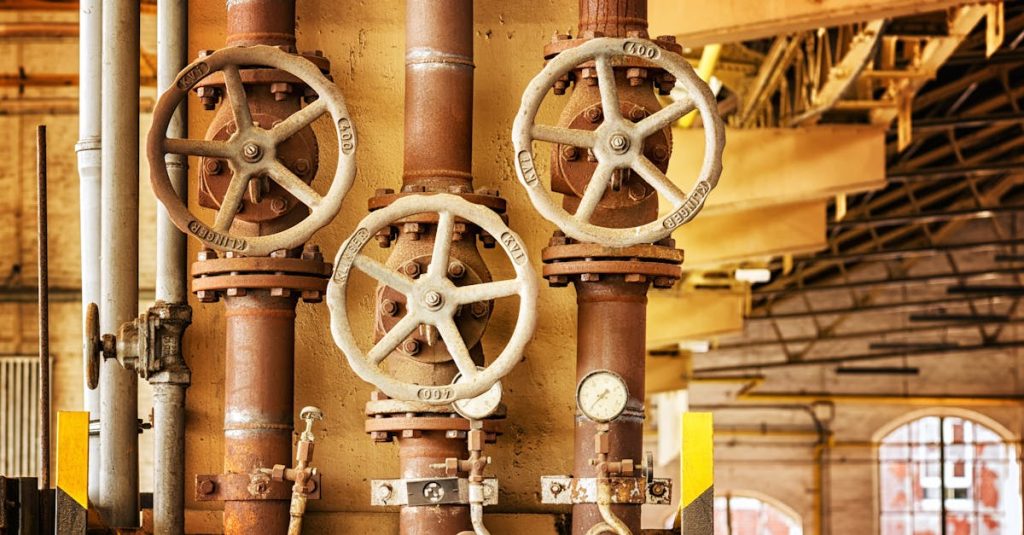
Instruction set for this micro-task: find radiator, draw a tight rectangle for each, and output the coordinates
[0,357,39,477]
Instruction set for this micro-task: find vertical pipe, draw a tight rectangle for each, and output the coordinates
[76,0,102,505]
[223,294,296,535]
[403,0,474,191]
[573,281,647,534]
[36,125,49,489]
[577,0,648,38]
[99,0,140,526]
[153,3,189,533]
[398,434,471,535]
[225,0,296,48]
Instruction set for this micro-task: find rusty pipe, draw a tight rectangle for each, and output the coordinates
[225,0,295,48]
[399,433,472,534]
[573,281,647,534]
[577,0,648,38]
[403,0,474,191]
[223,293,296,535]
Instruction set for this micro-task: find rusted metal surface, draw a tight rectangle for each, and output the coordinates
[403,0,474,191]
[398,432,473,534]
[221,291,296,534]
[194,472,321,502]
[578,0,648,38]
[35,124,50,491]
[190,247,330,303]
[572,280,649,534]
[225,0,296,49]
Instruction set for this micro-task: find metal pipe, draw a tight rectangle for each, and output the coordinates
[36,125,50,490]
[399,433,471,534]
[223,294,295,534]
[225,0,296,48]
[98,0,140,526]
[76,0,102,506]
[151,3,189,531]
[403,0,474,191]
[574,281,647,534]
[578,0,648,38]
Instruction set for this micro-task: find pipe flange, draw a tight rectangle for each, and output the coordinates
[513,37,725,247]
[365,416,502,444]
[149,45,357,256]
[543,33,682,61]
[368,189,507,215]
[328,194,538,404]
[190,247,331,302]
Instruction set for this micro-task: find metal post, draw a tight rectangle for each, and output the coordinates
[75,0,102,506]
[152,2,190,533]
[99,0,140,526]
[36,125,49,490]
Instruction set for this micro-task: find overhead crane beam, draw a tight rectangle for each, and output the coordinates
[649,0,980,47]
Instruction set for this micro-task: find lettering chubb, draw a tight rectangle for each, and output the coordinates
[187,220,247,250]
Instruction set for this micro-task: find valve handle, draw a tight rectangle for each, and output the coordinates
[327,194,538,404]
[299,406,324,442]
[84,302,101,390]
[512,37,725,247]
[148,45,357,256]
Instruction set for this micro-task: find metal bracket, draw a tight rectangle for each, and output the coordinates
[540,475,672,505]
[370,477,498,507]
[195,472,321,502]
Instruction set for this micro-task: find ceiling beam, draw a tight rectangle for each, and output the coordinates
[755,266,1020,297]
[649,0,978,47]
[750,295,1011,321]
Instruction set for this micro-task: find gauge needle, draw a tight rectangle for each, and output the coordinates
[595,389,610,404]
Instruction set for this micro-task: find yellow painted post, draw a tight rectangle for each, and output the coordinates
[681,412,714,535]
[679,44,721,128]
[56,411,89,533]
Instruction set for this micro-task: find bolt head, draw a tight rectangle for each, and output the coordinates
[403,262,421,278]
[562,145,579,161]
[197,249,217,262]
[652,145,670,162]
[609,134,630,153]
[402,339,421,355]
[269,196,289,214]
[585,106,603,123]
[203,158,223,175]
[242,143,263,162]
[424,291,444,309]
[198,479,216,495]
[381,299,399,316]
[447,261,466,279]
[470,301,489,319]
[293,158,311,175]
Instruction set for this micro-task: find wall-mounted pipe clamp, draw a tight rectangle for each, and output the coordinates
[370,477,499,507]
[540,475,671,506]
[148,45,358,256]
[512,37,726,246]
[328,194,538,403]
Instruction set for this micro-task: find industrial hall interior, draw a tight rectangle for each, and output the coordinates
[3,0,1024,534]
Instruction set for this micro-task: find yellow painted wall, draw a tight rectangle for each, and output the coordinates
[184,1,579,530]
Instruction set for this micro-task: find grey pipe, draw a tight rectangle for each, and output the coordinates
[152,2,189,534]
[99,0,140,527]
[75,0,102,506]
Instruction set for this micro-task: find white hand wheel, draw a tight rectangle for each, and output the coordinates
[327,194,538,404]
[148,45,357,256]
[512,37,725,246]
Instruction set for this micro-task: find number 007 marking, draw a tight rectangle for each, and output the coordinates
[417,387,455,402]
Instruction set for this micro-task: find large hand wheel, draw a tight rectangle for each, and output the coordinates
[327,194,538,404]
[148,45,357,256]
[512,37,725,247]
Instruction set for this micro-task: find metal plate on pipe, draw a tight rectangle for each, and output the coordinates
[370,477,498,507]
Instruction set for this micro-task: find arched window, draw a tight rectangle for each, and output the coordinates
[879,414,1022,534]
[714,493,803,535]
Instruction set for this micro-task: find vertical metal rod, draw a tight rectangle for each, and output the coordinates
[153,2,189,533]
[99,0,140,526]
[75,0,102,504]
[36,124,50,489]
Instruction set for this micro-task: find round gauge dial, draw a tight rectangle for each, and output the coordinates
[576,370,629,423]
[452,371,503,420]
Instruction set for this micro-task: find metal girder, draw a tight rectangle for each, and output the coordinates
[912,111,1024,132]
[755,266,1021,296]
[829,204,1021,229]
[750,295,1011,322]
[770,238,1024,266]
[695,340,1024,373]
[648,0,978,47]
[677,201,828,267]
[888,161,1024,182]
[668,125,885,215]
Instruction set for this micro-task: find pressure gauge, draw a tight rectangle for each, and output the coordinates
[576,370,629,423]
[452,371,503,420]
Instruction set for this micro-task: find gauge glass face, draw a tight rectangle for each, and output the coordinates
[453,376,503,420]
[577,371,629,423]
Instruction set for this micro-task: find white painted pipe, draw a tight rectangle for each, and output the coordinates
[152,3,189,533]
[99,0,141,527]
[75,0,102,506]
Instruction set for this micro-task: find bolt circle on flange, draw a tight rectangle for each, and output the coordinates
[512,37,726,247]
[148,45,358,256]
[327,194,538,404]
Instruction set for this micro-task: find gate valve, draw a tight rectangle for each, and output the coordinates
[327,194,538,404]
[94,301,192,383]
[264,406,323,535]
[512,37,725,247]
[148,45,358,256]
